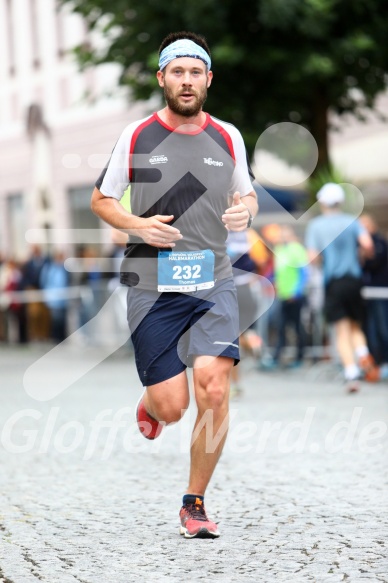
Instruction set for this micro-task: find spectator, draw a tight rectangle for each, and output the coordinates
[305,263,327,362]
[0,253,5,340]
[359,214,388,366]
[107,229,131,341]
[20,245,50,341]
[21,245,47,288]
[40,250,70,342]
[0,257,27,343]
[226,229,266,396]
[257,223,280,364]
[305,183,379,392]
[263,225,308,369]
[71,245,104,343]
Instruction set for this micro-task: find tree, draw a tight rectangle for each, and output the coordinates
[61,0,388,173]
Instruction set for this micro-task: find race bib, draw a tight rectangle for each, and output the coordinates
[157,250,215,292]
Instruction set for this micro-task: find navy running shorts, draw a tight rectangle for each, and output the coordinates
[127,278,240,386]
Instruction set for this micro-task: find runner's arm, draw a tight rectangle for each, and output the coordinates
[358,231,374,258]
[91,187,182,248]
[241,189,259,219]
[222,190,258,231]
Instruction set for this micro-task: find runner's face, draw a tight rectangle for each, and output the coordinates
[158,57,212,117]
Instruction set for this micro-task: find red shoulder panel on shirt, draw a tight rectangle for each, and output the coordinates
[128,115,157,182]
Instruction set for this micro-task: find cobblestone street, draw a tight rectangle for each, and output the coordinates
[0,344,387,582]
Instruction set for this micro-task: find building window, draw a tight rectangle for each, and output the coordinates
[10,91,20,122]
[68,185,101,242]
[55,6,65,59]
[5,0,15,76]
[30,0,40,68]
[7,193,26,260]
[68,186,102,254]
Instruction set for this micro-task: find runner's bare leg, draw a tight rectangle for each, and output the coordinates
[186,355,233,495]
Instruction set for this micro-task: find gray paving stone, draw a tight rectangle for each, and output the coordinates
[0,345,387,582]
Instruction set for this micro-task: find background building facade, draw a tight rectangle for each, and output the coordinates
[0,0,149,260]
[1,0,387,263]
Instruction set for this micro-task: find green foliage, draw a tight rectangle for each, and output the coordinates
[307,165,363,214]
[60,0,388,167]
[308,165,348,196]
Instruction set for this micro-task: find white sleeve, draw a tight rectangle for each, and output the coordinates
[228,127,254,197]
[96,118,150,200]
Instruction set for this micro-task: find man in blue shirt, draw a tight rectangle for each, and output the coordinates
[305,183,379,391]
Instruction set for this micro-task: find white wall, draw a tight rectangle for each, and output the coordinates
[329,91,388,184]
[0,0,149,259]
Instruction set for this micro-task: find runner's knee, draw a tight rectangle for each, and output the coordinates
[148,393,189,425]
[196,371,230,410]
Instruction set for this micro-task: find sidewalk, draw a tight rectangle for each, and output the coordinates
[0,345,387,582]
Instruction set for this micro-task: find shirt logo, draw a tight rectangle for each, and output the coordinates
[149,155,168,164]
[204,157,223,167]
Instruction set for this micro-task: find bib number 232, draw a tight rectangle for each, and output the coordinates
[158,250,215,292]
[172,264,201,280]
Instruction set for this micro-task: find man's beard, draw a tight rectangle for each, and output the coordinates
[164,84,207,117]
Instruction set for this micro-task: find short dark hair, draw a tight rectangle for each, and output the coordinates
[159,31,211,59]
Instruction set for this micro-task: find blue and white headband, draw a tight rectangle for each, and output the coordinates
[159,39,211,71]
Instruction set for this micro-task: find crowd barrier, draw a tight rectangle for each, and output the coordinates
[362,287,388,299]
[0,285,387,351]
[0,286,93,308]
[0,282,128,346]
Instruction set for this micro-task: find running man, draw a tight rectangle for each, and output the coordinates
[305,183,379,392]
[91,31,258,538]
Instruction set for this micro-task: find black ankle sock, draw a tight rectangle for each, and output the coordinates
[183,494,204,506]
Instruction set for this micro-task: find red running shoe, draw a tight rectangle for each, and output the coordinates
[359,354,380,383]
[179,498,220,539]
[136,396,164,440]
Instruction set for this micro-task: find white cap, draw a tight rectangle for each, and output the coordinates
[316,183,345,206]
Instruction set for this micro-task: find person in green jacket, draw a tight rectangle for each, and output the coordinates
[271,225,308,368]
